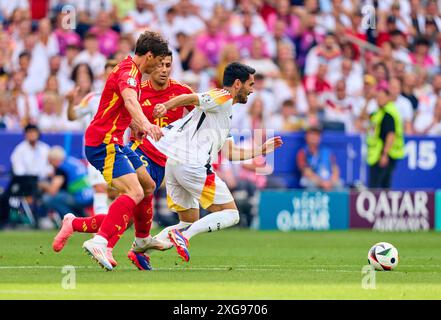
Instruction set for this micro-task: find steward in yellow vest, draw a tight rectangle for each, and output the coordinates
[367,89,405,188]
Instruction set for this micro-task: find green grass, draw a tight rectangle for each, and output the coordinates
[0,229,440,299]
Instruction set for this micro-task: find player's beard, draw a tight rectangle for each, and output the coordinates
[237,87,249,104]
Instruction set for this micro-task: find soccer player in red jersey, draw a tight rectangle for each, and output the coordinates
[81,31,168,270]
[53,51,196,270]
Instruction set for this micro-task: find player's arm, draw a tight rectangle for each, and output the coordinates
[222,136,283,161]
[121,87,163,141]
[153,93,199,118]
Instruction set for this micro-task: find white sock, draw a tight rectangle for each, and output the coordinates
[93,235,108,245]
[93,193,109,214]
[154,221,193,243]
[135,236,152,248]
[182,209,239,240]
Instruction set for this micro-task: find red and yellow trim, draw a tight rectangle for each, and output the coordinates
[103,114,120,144]
[102,92,119,117]
[208,89,232,106]
[103,144,116,186]
[167,195,188,213]
[199,173,216,209]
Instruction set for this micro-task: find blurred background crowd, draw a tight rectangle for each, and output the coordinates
[1,0,441,136]
[1,0,441,229]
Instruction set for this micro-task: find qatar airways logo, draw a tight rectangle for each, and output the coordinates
[352,191,433,231]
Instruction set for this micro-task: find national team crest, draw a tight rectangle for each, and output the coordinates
[127,77,137,87]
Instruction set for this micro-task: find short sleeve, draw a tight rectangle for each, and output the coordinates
[117,64,140,94]
[196,89,232,113]
[74,93,97,118]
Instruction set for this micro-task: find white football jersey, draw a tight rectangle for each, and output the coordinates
[150,88,234,166]
[74,92,101,125]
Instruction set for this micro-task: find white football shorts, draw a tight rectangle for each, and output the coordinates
[165,159,234,212]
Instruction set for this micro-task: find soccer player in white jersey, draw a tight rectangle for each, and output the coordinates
[65,60,118,216]
[146,62,283,261]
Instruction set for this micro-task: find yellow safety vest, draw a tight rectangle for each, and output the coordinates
[366,102,405,165]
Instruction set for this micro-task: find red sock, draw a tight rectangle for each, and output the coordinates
[133,195,154,238]
[72,214,106,233]
[107,218,132,249]
[97,195,137,241]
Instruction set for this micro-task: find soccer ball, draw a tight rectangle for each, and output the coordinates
[367,242,399,271]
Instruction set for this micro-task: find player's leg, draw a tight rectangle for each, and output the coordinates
[52,213,107,252]
[150,210,199,251]
[82,144,144,270]
[167,164,239,261]
[88,163,110,214]
[181,201,239,240]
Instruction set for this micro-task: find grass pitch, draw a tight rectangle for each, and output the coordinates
[0,229,440,299]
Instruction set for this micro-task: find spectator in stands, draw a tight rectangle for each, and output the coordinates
[410,37,435,69]
[401,72,419,112]
[89,11,120,58]
[296,125,342,191]
[304,62,332,95]
[389,77,414,134]
[10,70,39,127]
[53,10,82,56]
[416,97,441,135]
[355,74,378,132]
[37,92,67,132]
[267,99,305,132]
[321,79,357,132]
[122,0,158,36]
[216,43,241,85]
[113,35,135,63]
[273,60,308,114]
[70,63,95,96]
[36,18,59,58]
[39,146,93,221]
[0,124,51,228]
[242,37,279,77]
[367,88,405,189]
[196,18,226,66]
[304,32,342,84]
[73,33,106,79]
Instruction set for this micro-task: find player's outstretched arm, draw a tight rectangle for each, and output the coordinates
[121,87,163,141]
[222,136,283,161]
[153,93,199,118]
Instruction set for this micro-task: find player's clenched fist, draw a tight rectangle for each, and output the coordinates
[145,122,163,141]
[153,103,167,118]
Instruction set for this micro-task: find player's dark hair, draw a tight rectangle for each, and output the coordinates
[222,62,255,87]
[134,31,169,57]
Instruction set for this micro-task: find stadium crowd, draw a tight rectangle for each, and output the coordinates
[0,0,441,136]
[1,0,441,228]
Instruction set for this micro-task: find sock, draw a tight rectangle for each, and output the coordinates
[93,193,109,215]
[133,195,153,238]
[182,209,239,240]
[154,221,193,243]
[97,195,136,241]
[107,214,131,249]
[72,214,106,233]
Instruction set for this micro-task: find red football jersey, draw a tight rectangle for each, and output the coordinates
[131,79,194,166]
[85,56,142,147]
